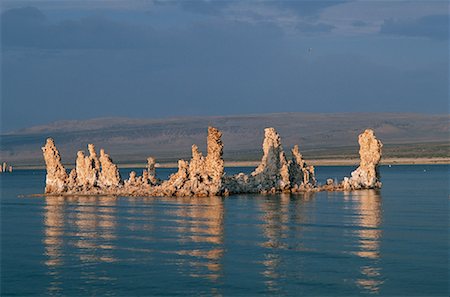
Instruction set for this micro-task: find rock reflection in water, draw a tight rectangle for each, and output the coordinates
[165,196,225,282]
[67,196,117,263]
[43,196,65,295]
[345,190,383,293]
[43,196,118,295]
[258,193,315,294]
[41,190,384,295]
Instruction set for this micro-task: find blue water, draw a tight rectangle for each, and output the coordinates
[1,165,448,296]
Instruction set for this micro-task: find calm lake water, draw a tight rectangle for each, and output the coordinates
[1,165,448,296]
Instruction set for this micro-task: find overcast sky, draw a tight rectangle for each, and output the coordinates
[1,0,448,132]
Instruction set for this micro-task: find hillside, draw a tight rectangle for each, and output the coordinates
[1,112,448,166]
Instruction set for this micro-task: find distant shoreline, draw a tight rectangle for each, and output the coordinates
[11,157,450,170]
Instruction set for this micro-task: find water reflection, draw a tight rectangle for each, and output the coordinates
[258,193,315,294]
[43,196,65,295]
[345,190,384,293]
[163,196,225,282]
[43,196,118,295]
[67,196,117,263]
[41,190,384,295]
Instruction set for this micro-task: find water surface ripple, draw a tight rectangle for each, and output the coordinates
[1,165,448,296]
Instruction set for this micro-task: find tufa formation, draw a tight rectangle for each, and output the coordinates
[42,127,383,197]
[342,129,383,190]
[0,162,13,173]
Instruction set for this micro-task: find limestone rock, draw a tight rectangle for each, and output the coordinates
[99,149,122,187]
[146,157,158,185]
[250,128,290,192]
[0,162,13,173]
[75,147,99,188]
[223,128,316,194]
[41,126,383,197]
[67,168,78,188]
[158,160,190,196]
[42,138,68,193]
[205,127,224,194]
[288,145,316,191]
[343,129,383,190]
[157,127,225,197]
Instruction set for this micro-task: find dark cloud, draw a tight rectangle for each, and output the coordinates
[1,7,46,47]
[297,22,334,33]
[380,14,449,40]
[153,0,349,17]
[2,47,447,131]
[272,0,350,16]
[352,20,368,27]
[178,0,231,15]
[153,0,232,15]
[1,6,284,50]
[1,4,448,132]
[1,7,159,49]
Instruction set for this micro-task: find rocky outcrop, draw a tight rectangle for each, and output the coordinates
[251,128,291,192]
[146,157,158,185]
[99,149,122,187]
[42,138,68,193]
[156,127,225,197]
[288,145,316,191]
[0,162,13,173]
[342,129,383,190]
[42,127,383,197]
[222,128,317,194]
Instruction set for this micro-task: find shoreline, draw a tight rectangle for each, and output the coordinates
[10,157,450,170]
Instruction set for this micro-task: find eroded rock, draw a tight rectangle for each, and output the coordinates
[42,126,383,197]
[146,157,158,185]
[157,127,225,197]
[342,129,383,190]
[42,138,68,193]
[99,149,122,187]
[289,145,316,191]
[0,162,13,173]
[223,128,317,194]
[251,128,291,192]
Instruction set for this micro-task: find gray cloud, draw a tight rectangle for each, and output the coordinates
[296,22,334,33]
[351,20,368,27]
[1,6,284,50]
[1,4,448,132]
[155,0,231,16]
[153,0,349,18]
[1,7,159,49]
[270,0,350,16]
[380,14,449,40]
[3,46,447,131]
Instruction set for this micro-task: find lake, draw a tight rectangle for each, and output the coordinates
[1,165,448,296]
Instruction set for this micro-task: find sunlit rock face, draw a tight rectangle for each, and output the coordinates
[288,145,316,192]
[342,129,383,190]
[156,127,225,197]
[75,148,98,189]
[146,157,158,185]
[222,128,317,194]
[42,138,68,194]
[99,149,122,188]
[42,140,123,195]
[42,127,383,197]
[251,128,291,192]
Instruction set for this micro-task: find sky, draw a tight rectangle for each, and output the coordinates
[1,0,449,132]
